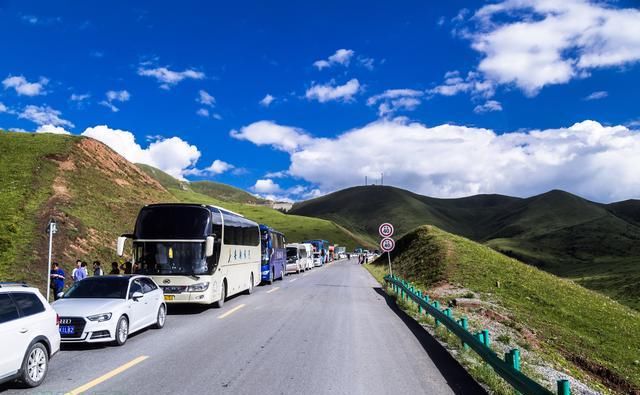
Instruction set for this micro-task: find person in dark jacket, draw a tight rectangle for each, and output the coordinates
[50,262,65,300]
[109,261,120,275]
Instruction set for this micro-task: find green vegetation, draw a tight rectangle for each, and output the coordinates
[0,132,368,289]
[291,185,640,310]
[371,225,640,392]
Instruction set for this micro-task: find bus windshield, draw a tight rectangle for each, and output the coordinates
[135,206,210,239]
[133,241,211,275]
[286,247,298,260]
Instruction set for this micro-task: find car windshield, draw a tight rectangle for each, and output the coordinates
[286,247,298,258]
[64,277,128,299]
[134,241,210,275]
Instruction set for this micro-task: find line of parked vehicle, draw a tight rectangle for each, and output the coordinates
[0,202,351,389]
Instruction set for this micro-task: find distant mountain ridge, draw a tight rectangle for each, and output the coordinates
[290,185,640,309]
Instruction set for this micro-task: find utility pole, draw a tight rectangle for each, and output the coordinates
[365,176,368,186]
[45,219,57,302]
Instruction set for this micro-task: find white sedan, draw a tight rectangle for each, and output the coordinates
[52,275,166,346]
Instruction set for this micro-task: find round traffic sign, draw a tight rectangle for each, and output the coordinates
[379,223,394,238]
[380,237,395,252]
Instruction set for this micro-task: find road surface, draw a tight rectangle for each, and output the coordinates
[1,259,484,394]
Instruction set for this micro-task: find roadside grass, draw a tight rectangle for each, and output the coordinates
[0,132,76,280]
[366,225,640,393]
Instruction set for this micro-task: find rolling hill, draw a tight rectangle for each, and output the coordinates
[290,185,640,309]
[368,225,640,392]
[0,131,371,290]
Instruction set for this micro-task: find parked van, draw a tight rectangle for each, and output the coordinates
[285,243,308,274]
[302,243,314,270]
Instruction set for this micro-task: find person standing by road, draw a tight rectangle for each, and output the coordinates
[93,261,104,276]
[109,262,120,275]
[72,260,87,283]
[50,262,65,300]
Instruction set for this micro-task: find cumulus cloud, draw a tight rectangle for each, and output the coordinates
[197,90,215,106]
[465,0,640,96]
[0,102,7,113]
[473,100,503,113]
[236,118,640,202]
[313,49,354,70]
[100,90,130,112]
[70,93,90,101]
[19,105,74,128]
[35,124,71,135]
[428,70,494,98]
[196,108,210,117]
[584,91,608,101]
[367,89,424,117]
[137,66,205,89]
[3,75,48,96]
[305,79,361,103]
[253,179,283,194]
[260,94,275,107]
[81,125,201,180]
[184,159,235,177]
[230,120,313,153]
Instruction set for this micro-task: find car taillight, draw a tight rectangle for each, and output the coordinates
[56,314,60,326]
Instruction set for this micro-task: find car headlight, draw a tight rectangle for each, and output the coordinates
[87,313,112,322]
[187,282,210,292]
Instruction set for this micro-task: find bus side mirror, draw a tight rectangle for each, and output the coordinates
[117,236,128,256]
[205,236,215,257]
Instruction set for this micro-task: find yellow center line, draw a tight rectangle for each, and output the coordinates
[289,278,298,283]
[217,303,246,319]
[65,355,148,395]
[266,286,280,294]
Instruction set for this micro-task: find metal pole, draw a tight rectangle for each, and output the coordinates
[46,223,53,302]
[387,251,393,276]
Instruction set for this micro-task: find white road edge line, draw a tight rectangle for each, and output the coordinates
[289,278,298,283]
[217,303,246,319]
[266,286,280,294]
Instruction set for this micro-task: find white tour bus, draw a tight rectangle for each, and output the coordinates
[117,203,261,307]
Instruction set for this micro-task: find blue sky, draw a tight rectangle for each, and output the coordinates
[1,1,640,202]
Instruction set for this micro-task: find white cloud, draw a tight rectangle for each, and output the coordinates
[100,90,130,112]
[212,113,223,120]
[313,49,355,70]
[18,105,74,128]
[428,70,494,98]
[81,125,201,180]
[230,120,313,153]
[35,124,71,135]
[70,93,90,101]
[305,79,361,103]
[0,102,7,112]
[260,94,275,107]
[197,90,215,106]
[184,159,234,177]
[466,0,640,96]
[359,57,375,70]
[474,100,503,113]
[196,108,210,117]
[236,118,640,203]
[253,179,283,194]
[367,89,424,117]
[584,91,608,101]
[137,66,205,89]
[3,75,48,96]
[264,170,289,178]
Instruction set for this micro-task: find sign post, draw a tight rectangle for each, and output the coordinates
[45,219,57,303]
[379,223,395,276]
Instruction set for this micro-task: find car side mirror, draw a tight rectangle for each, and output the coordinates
[205,236,215,257]
[117,236,127,256]
[132,291,143,301]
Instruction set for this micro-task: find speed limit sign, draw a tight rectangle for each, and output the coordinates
[380,237,395,252]
[379,223,394,238]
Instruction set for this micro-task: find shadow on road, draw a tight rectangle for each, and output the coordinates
[167,292,245,315]
[373,287,488,395]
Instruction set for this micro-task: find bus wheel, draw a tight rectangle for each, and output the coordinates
[246,274,254,295]
[214,281,226,308]
[268,269,274,285]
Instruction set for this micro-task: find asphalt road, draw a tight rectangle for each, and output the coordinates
[1,259,484,395]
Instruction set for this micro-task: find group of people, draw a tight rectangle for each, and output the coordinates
[48,259,134,300]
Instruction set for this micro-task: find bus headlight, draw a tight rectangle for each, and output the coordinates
[187,282,210,292]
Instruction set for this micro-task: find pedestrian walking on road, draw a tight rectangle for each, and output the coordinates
[50,262,65,300]
[109,262,120,275]
[72,260,87,283]
[93,260,104,276]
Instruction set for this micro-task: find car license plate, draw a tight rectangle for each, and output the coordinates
[59,325,75,335]
[164,295,175,301]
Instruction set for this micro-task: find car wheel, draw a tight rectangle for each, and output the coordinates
[20,342,48,387]
[246,274,254,295]
[114,316,129,346]
[214,281,226,308]
[153,304,166,329]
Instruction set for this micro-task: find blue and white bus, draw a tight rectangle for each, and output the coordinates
[304,239,330,265]
[260,225,286,284]
[116,203,261,307]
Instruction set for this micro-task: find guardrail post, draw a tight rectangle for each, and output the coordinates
[508,349,520,371]
[417,291,423,314]
[460,317,469,349]
[482,329,491,348]
[444,308,452,332]
[477,331,485,344]
[433,301,440,327]
[557,379,570,395]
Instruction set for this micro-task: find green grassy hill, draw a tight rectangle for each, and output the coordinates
[0,131,370,289]
[290,186,640,309]
[372,225,640,392]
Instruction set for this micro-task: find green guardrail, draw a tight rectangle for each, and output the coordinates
[384,274,571,395]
